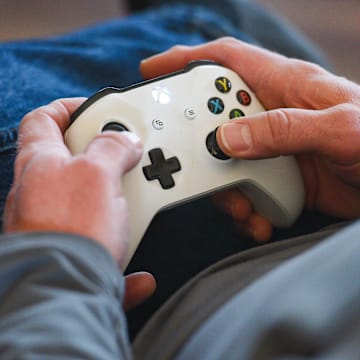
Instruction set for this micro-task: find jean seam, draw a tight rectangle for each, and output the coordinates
[0,127,17,152]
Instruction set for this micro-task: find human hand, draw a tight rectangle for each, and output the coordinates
[4,97,142,263]
[3,98,156,307]
[141,37,360,241]
[124,272,156,310]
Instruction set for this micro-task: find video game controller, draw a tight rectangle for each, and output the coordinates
[65,61,305,268]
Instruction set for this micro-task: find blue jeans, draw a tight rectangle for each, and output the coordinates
[0,3,338,337]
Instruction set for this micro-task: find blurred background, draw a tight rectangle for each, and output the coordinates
[0,0,359,83]
[256,0,359,83]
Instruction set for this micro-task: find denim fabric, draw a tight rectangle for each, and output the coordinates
[0,5,252,230]
[130,0,330,67]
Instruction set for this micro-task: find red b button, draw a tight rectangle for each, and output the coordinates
[236,90,252,106]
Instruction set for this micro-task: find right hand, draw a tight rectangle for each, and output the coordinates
[141,37,360,240]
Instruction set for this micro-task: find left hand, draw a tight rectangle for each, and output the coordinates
[124,272,156,310]
[3,98,156,309]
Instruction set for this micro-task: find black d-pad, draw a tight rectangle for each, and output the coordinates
[142,148,181,189]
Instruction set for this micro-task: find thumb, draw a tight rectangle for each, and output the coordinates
[216,105,357,161]
[123,272,156,311]
[84,131,143,181]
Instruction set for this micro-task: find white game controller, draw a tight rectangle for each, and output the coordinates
[65,61,305,268]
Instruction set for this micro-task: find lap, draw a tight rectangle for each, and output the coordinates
[0,2,339,339]
[134,220,360,359]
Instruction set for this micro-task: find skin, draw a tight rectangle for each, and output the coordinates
[3,98,156,310]
[141,37,360,242]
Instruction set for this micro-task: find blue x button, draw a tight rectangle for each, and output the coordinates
[207,97,225,115]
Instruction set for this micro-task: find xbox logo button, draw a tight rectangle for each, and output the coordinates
[152,85,172,105]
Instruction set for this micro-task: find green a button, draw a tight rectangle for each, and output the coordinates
[229,109,245,119]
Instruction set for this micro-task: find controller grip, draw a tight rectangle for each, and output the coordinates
[239,156,304,227]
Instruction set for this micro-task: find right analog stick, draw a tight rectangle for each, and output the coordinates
[206,127,231,160]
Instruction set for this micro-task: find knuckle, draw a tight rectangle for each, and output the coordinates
[286,58,327,84]
[19,105,54,135]
[327,104,360,160]
[49,99,69,116]
[168,44,194,67]
[170,44,189,53]
[283,60,328,106]
[289,59,324,75]
[334,103,360,129]
[331,80,359,105]
[19,99,70,134]
[169,44,191,58]
[263,109,291,154]
[94,132,128,151]
[216,36,238,47]
[93,131,137,160]
[71,156,107,181]
[216,37,240,58]
[19,108,43,131]
[285,60,357,108]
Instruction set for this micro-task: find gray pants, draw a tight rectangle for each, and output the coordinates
[133,220,360,359]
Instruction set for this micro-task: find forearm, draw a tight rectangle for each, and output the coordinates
[0,232,131,359]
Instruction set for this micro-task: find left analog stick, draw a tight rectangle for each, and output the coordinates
[102,122,128,132]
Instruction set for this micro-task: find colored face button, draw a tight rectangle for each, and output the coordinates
[208,97,225,115]
[229,109,245,119]
[236,90,252,106]
[143,148,181,189]
[215,77,232,93]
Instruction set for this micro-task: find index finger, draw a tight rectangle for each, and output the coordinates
[18,97,86,153]
[141,38,358,110]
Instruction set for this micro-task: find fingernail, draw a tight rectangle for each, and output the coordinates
[120,131,142,147]
[249,227,257,240]
[219,123,252,154]
[223,199,235,216]
[141,54,158,65]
